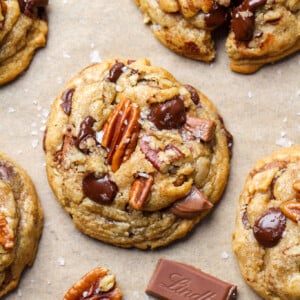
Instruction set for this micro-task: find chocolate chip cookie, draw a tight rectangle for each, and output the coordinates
[63,266,122,300]
[0,0,48,85]
[44,58,233,249]
[233,146,300,300]
[227,0,300,73]
[0,151,43,297]
[134,0,300,73]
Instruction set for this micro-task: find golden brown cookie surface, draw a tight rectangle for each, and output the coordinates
[44,58,232,249]
[0,151,43,298]
[0,0,48,85]
[233,146,300,300]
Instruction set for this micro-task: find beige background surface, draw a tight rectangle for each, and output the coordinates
[0,0,299,299]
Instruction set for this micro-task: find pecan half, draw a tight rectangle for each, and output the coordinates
[281,201,300,222]
[129,174,154,210]
[63,266,122,300]
[184,114,216,142]
[102,98,140,172]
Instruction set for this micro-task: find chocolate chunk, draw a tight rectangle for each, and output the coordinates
[253,207,286,247]
[61,88,75,116]
[146,259,237,300]
[140,139,163,170]
[184,84,200,105]
[0,163,14,181]
[170,186,213,219]
[184,115,216,142]
[19,0,49,19]
[231,0,267,41]
[82,173,118,204]
[148,96,186,130]
[76,116,96,152]
[108,62,125,83]
[204,3,227,28]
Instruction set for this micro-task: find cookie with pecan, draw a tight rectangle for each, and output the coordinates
[63,266,122,300]
[233,146,300,299]
[134,0,230,62]
[226,0,300,73]
[0,0,48,85]
[0,151,43,297]
[44,58,232,249]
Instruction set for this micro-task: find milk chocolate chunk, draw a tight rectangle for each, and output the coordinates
[82,173,118,204]
[170,186,213,219]
[148,96,186,130]
[146,259,237,300]
[253,207,286,247]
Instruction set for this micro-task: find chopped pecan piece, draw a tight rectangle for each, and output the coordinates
[0,1,7,30]
[63,266,122,300]
[293,180,300,193]
[178,0,210,17]
[102,98,140,172]
[0,214,14,250]
[280,201,300,222]
[184,114,216,142]
[129,174,154,210]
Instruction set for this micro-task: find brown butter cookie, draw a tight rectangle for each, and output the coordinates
[44,58,232,249]
[233,146,300,299]
[0,0,48,85]
[0,151,43,297]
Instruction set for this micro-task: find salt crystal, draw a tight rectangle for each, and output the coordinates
[247,91,253,98]
[95,131,104,143]
[31,139,39,148]
[40,126,46,132]
[90,43,95,49]
[138,172,150,178]
[7,107,16,113]
[116,85,123,92]
[152,24,162,30]
[17,289,22,297]
[33,100,38,105]
[282,117,287,123]
[82,291,89,297]
[57,257,65,266]
[221,252,229,259]
[276,137,294,147]
[63,51,71,58]
[31,122,37,127]
[31,130,38,136]
[277,69,282,75]
[90,50,102,63]
[280,131,286,138]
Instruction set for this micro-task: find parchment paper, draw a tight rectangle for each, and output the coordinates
[0,0,299,299]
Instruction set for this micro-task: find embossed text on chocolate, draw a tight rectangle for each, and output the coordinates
[160,273,217,299]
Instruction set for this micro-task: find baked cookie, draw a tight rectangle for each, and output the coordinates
[134,0,230,62]
[63,266,122,300]
[233,146,300,300]
[44,58,232,249]
[226,0,300,73]
[0,151,43,297]
[0,0,48,85]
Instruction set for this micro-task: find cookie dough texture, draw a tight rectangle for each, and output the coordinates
[0,151,43,297]
[0,0,48,85]
[44,58,232,249]
[134,0,300,73]
[233,146,300,300]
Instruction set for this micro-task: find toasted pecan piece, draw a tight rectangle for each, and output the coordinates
[102,98,140,172]
[281,201,300,222]
[129,174,154,210]
[63,266,122,300]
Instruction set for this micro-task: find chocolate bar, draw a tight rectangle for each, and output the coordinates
[146,259,237,300]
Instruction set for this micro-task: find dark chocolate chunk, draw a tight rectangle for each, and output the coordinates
[170,186,213,219]
[231,0,267,41]
[146,259,237,300]
[253,207,286,247]
[108,62,125,83]
[82,173,118,204]
[76,116,96,152]
[184,84,200,105]
[204,3,228,28]
[148,96,186,130]
[19,0,49,19]
[61,88,75,116]
[0,163,14,181]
